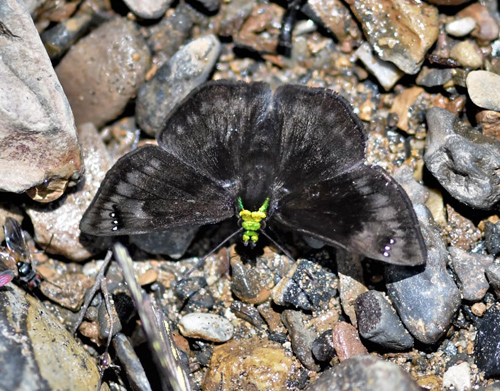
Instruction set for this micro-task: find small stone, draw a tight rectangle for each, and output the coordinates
[457,3,500,44]
[386,205,461,344]
[338,272,367,326]
[445,205,482,251]
[331,321,368,361]
[311,331,336,362]
[355,290,414,351]
[416,66,452,88]
[0,0,83,199]
[354,42,404,90]
[442,362,472,391]
[178,313,234,343]
[347,0,439,75]
[55,18,151,128]
[231,257,272,305]
[449,247,493,302]
[471,302,487,317]
[216,0,254,37]
[449,40,483,69]
[476,110,500,141]
[485,263,500,298]
[304,355,421,391]
[123,0,173,19]
[445,17,476,37]
[203,337,299,391]
[230,301,266,329]
[475,305,500,378]
[467,71,500,112]
[389,86,425,133]
[425,107,500,210]
[136,34,220,136]
[282,310,320,371]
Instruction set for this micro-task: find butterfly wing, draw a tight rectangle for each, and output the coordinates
[113,243,191,391]
[273,165,426,265]
[270,85,367,198]
[80,145,234,236]
[158,81,277,209]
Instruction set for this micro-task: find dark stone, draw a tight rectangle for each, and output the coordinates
[416,67,453,88]
[475,305,500,378]
[355,290,414,350]
[486,264,500,298]
[311,330,335,362]
[304,355,421,391]
[485,221,500,256]
[424,107,500,210]
[386,205,461,344]
[230,301,266,329]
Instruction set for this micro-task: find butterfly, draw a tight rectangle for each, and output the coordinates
[80,81,426,266]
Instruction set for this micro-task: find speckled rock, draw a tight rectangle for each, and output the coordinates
[178,313,234,342]
[0,284,103,391]
[476,110,500,141]
[56,17,151,128]
[355,290,414,351]
[467,71,500,112]
[27,123,113,261]
[442,362,472,391]
[136,34,221,136]
[123,0,172,19]
[449,247,494,302]
[386,204,461,344]
[425,107,500,210]
[475,305,500,378]
[304,355,421,391]
[331,322,368,361]
[203,337,300,391]
[0,0,83,201]
[346,0,439,74]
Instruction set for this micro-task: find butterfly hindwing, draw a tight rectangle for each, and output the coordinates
[274,164,426,265]
[80,145,234,236]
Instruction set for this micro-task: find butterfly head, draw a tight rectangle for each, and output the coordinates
[238,197,270,246]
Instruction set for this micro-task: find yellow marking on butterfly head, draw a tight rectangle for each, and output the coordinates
[238,197,269,245]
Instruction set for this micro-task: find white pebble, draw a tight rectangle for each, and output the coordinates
[178,313,234,343]
[446,17,476,37]
[442,362,471,391]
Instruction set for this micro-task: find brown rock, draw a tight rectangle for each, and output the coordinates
[203,337,300,391]
[458,3,500,45]
[56,17,151,128]
[331,321,368,361]
[0,0,83,200]
[476,110,500,141]
[389,86,425,133]
[346,0,439,74]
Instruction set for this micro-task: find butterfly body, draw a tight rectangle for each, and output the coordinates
[81,81,426,266]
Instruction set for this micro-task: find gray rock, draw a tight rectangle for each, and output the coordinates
[485,221,500,256]
[425,107,500,210]
[136,34,221,136]
[27,123,113,262]
[416,67,453,88]
[0,284,102,390]
[392,165,428,205]
[485,263,500,298]
[55,17,151,129]
[386,204,461,344]
[281,310,320,371]
[123,0,173,19]
[0,0,83,200]
[449,247,493,301]
[475,305,500,378]
[129,226,198,259]
[355,290,414,351]
[467,71,500,112]
[304,355,421,391]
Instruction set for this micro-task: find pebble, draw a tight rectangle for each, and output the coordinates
[281,310,320,371]
[449,247,493,302]
[311,330,335,362]
[272,259,337,311]
[304,355,421,391]
[385,204,461,344]
[355,290,414,351]
[0,0,83,200]
[416,66,452,88]
[331,321,368,361]
[231,257,273,305]
[230,300,266,329]
[113,333,153,391]
[467,71,500,112]
[347,0,439,75]
[123,0,172,19]
[389,86,425,133]
[354,42,404,90]
[445,17,476,37]
[178,313,234,343]
[475,305,500,378]
[442,361,472,391]
[203,337,300,391]
[476,110,500,141]
[457,3,500,44]
[338,272,367,326]
[216,0,255,38]
[0,284,103,390]
[485,263,500,298]
[445,204,482,251]
[26,123,113,261]
[129,227,198,259]
[136,34,221,136]
[449,40,483,69]
[55,17,151,128]
[425,107,500,210]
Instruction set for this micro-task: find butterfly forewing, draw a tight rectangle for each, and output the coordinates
[80,145,234,236]
[274,165,426,265]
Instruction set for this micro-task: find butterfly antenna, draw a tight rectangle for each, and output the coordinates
[260,230,295,262]
[181,227,244,280]
[71,251,113,335]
